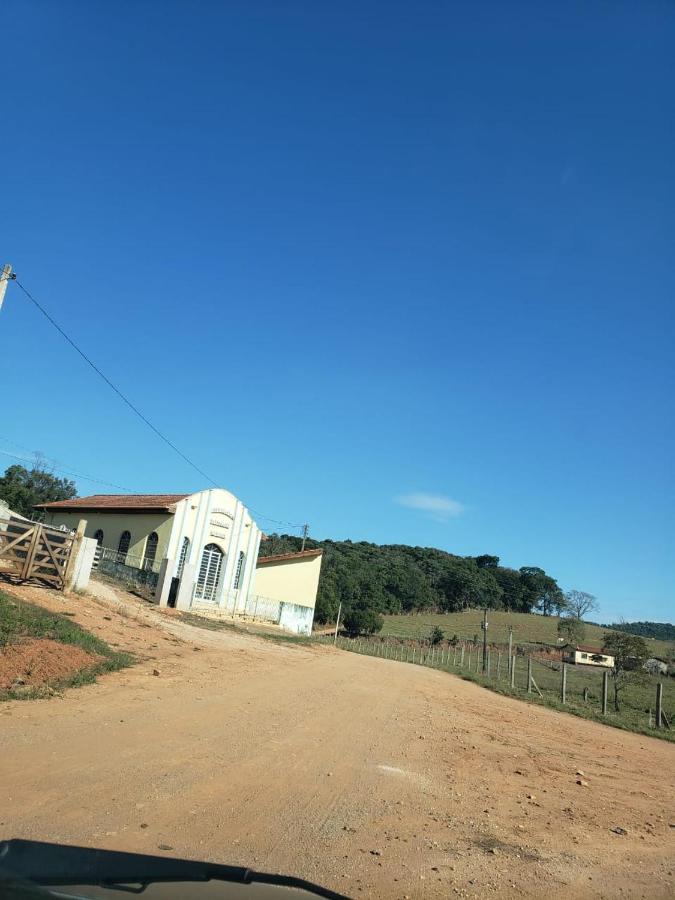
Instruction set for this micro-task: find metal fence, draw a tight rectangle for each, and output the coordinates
[94,545,160,596]
[319,635,673,737]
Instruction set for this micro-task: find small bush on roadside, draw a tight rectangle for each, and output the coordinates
[343,604,384,638]
[430,625,444,645]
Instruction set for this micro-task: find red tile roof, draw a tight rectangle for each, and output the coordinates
[256,549,323,565]
[35,494,189,513]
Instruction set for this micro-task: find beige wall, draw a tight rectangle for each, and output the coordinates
[42,510,174,563]
[253,553,322,610]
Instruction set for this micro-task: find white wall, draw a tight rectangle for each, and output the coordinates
[157,488,260,611]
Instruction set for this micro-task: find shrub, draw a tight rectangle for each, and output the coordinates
[343,605,384,638]
[430,625,444,645]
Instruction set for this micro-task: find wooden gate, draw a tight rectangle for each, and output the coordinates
[0,516,75,590]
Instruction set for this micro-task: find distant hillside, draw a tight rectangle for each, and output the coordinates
[381,610,675,660]
[603,621,675,642]
[261,534,567,624]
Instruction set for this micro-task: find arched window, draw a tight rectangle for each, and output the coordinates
[93,529,104,547]
[144,532,159,569]
[233,551,245,590]
[118,530,131,558]
[177,536,190,578]
[195,543,224,602]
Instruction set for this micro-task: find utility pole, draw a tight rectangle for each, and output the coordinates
[0,264,14,312]
[482,608,488,674]
[333,601,342,645]
[300,523,309,552]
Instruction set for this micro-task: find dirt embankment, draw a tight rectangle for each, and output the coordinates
[0,637,101,691]
[1,579,674,899]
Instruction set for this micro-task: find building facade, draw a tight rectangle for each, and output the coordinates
[38,491,321,634]
[561,645,614,668]
[39,489,261,612]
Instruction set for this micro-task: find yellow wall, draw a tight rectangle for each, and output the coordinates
[253,553,322,610]
[42,510,174,563]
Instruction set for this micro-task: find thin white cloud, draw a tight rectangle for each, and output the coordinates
[395,492,466,522]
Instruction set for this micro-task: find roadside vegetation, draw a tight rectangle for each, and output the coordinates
[0,589,132,699]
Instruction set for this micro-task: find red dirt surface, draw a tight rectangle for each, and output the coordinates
[0,638,100,690]
[2,579,674,899]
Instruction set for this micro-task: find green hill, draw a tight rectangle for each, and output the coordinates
[381,609,675,659]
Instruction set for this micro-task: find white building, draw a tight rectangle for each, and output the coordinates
[38,489,321,634]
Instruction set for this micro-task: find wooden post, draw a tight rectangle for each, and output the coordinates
[486,650,491,677]
[656,683,663,730]
[460,645,465,667]
[510,655,516,688]
[453,645,458,666]
[602,670,608,716]
[63,519,87,591]
[561,663,567,705]
[468,645,472,670]
[482,608,488,674]
[412,647,416,665]
[508,626,513,677]
[333,602,342,645]
[527,658,533,694]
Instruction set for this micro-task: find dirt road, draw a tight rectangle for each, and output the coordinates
[1,581,674,899]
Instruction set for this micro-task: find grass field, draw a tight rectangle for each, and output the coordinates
[381,609,675,659]
[0,589,132,699]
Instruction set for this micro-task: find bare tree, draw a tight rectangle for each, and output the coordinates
[565,589,598,620]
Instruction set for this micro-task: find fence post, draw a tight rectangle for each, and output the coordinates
[527,658,532,694]
[656,683,663,729]
[508,626,513,677]
[561,663,567,705]
[468,646,472,670]
[453,645,457,666]
[486,649,491,677]
[602,670,608,716]
[510,655,516,688]
[460,644,465,667]
[412,647,416,665]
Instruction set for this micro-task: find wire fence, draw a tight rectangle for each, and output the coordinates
[316,634,673,740]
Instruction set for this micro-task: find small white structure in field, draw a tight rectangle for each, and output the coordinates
[562,644,614,668]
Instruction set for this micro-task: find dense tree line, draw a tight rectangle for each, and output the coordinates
[260,534,566,626]
[0,464,77,520]
[603,621,675,642]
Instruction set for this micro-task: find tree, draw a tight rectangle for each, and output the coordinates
[475,554,499,569]
[342,601,384,638]
[0,463,77,519]
[519,567,565,616]
[490,567,532,612]
[602,632,650,712]
[565,589,598,620]
[439,561,503,611]
[557,616,585,645]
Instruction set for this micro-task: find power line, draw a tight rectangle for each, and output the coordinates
[11,276,305,530]
[15,278,218,487]
[0,438,140,492]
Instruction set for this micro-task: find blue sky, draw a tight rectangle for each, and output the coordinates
[2,1,673,622]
